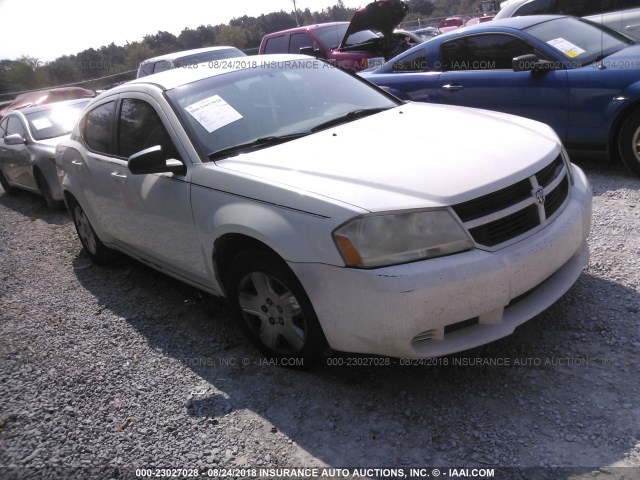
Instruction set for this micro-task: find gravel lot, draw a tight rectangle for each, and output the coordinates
[1,156,639,480]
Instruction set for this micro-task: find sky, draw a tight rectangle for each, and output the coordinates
[0,0,369,62]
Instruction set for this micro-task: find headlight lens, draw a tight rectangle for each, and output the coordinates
[333,209,474,268]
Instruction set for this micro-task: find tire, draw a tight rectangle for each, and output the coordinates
[0,169,16,195]
[34,170,62,210]
[70,200,120,264]
[226,250,327,365]
[618,110,640,177]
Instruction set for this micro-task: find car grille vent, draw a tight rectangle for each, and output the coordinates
[452,155,570,250]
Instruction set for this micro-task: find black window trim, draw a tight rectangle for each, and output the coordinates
[80,98,118,157]
[439,32,547,72]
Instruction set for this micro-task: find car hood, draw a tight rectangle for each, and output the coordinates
[340,0,409,49]
[216,102,561,213]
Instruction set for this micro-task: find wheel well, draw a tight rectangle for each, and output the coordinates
[609,100,640,159]
[213,234,282,294]
[32,166,46,188]
[62,191,79,213]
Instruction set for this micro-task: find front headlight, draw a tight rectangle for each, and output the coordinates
[333,209,474,268]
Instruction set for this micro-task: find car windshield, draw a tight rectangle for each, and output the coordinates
[524,17,635,65]
[25,101,88,140]
[314,24,380,49]
[166,58,398,160]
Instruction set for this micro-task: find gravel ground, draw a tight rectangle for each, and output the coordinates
[0,157,639,480]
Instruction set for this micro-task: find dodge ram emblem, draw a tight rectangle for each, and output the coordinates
[535,186,546,204]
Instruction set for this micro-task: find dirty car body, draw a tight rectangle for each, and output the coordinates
[56,55,591,361]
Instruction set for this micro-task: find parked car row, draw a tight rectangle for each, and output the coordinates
[0,53,596,364]
[1,1,614,366]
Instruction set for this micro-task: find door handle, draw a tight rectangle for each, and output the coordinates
[71,160,83,167]
[442,84,464,91]
[110,172,127,182]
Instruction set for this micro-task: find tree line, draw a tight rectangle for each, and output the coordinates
[0,0,481,98]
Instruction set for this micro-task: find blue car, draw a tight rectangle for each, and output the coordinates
[359,15,640,176]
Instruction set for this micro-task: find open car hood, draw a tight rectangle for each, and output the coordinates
[339,0,408,49]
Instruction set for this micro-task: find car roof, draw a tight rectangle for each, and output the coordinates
[141,46,242,64]
[3,98,92,117]
[442,14,566,36]
[125,54,314,92]
[263,22,348,37]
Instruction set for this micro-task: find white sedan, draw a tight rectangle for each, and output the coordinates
[56,55,592,363]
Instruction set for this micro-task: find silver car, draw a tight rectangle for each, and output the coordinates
[496,0,640,39]
[0,99,90,209]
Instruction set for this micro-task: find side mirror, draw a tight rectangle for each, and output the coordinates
[299,46,323,58]
[4,133,26,145]
[512,54,553,73]
[128,145,186,175]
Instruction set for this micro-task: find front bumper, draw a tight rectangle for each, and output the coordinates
[289,165,592,358]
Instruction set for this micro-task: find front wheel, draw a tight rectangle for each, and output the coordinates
[618,110,640,177]
[226,251,326,365]
[70,200,120,264]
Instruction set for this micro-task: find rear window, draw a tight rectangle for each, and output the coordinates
[263,35,287,53]
[26,102,88,140]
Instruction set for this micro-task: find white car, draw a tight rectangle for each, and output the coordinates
[136,46,246,78]
[56,55,592,363]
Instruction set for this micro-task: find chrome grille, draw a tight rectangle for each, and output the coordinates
[452,155,570,250]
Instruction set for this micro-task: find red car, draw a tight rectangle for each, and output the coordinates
[437,16,471,33]
[259,0,414,72]
[0,87,95,118]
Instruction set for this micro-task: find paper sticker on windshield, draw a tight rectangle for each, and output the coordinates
[32,117,53,130]
[185,95,242,133]
[547,38,586,58]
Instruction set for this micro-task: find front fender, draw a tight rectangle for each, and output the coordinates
[191,189,349,269]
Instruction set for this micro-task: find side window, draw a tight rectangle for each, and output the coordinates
[441,34,535,71]
[118,98,180,160]
[82,101,115,154]
[392,49,429,72]
[6,116,27,137]
[515,0,555,15]
[289,33,315,54]
[0,118,9,137]
[264,35,287,54]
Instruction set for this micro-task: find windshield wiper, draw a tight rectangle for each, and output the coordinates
[207,133,309,160]
[310,108,389,133]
